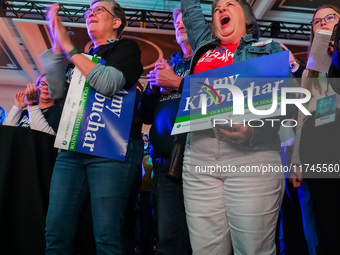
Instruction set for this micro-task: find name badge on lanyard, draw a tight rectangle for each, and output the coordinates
[315,94,337,126]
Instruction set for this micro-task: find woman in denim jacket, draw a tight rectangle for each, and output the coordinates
[180,0,289,254]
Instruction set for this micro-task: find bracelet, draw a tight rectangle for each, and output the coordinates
[29,101,38,106]
[66,46,81,60]
[290,60,299,69]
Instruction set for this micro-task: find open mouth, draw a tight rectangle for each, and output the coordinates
[221,16,230,26]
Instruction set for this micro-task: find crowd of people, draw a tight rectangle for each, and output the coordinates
[1,0,340,254]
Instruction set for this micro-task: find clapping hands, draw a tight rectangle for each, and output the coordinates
[14,92,27,109]
[47,3,74,54]
[25,83,39,105]
[147,59,182,94]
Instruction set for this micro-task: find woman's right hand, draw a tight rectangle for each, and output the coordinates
[328,40,335,54]
[289,165,303,188]
[24,83,39,105]
[14,92,27,109]
[47,3,62,53]
[277,41,297,68]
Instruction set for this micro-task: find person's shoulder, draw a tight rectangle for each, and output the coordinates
[117,38,140,49]
[255,38,283,51]
[246,36,282,50]
[171,51,183,60]
[45,104,63,112]
[111,39,141,56]
[268,39,284,52]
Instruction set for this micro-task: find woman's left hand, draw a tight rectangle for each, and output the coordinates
[328,40,334,54]
[217,124,253,144]
[289,165,303,188]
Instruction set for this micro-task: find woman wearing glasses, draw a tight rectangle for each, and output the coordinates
[290,5,340,254]
[40,0,144,254]
[3,74,63,135]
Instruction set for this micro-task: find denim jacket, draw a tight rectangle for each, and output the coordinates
[181,0,289,151]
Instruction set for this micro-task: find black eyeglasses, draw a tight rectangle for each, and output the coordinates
[84,6,115,19]
[37,81,48,87]
[311,13,339,27]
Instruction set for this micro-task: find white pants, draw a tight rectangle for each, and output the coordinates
[182,131,285,255]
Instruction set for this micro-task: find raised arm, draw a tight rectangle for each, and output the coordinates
[181,0,215,51]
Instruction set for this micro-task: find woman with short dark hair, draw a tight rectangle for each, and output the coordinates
[41,0,144,254]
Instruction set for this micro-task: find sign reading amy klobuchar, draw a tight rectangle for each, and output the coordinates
[171,51,312,135]
[55,55,136,161]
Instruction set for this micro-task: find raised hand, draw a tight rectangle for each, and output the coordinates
[54,11,74,53]
[14,92,27,109]
[47,3,61,53]
[46,3,73,54]
[24,83,39,105]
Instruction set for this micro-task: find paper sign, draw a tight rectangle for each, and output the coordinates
[307,29,333,73]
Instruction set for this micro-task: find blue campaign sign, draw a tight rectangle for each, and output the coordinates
[55,55,136,161]
[172,51,290,134]
[178,51,289,117]
[75,84,136,161]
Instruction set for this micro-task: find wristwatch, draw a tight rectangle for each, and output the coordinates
[29,101,38,106]
[66,47,81,60]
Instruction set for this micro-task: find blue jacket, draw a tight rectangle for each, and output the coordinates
[181,0,290,151]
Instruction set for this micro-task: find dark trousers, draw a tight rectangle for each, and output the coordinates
[153,158,191,255]
[280,181,309,255]
[138,191,155,255]
[306,178,340,255]
[300,112,340,255]
[278,149,308,255]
